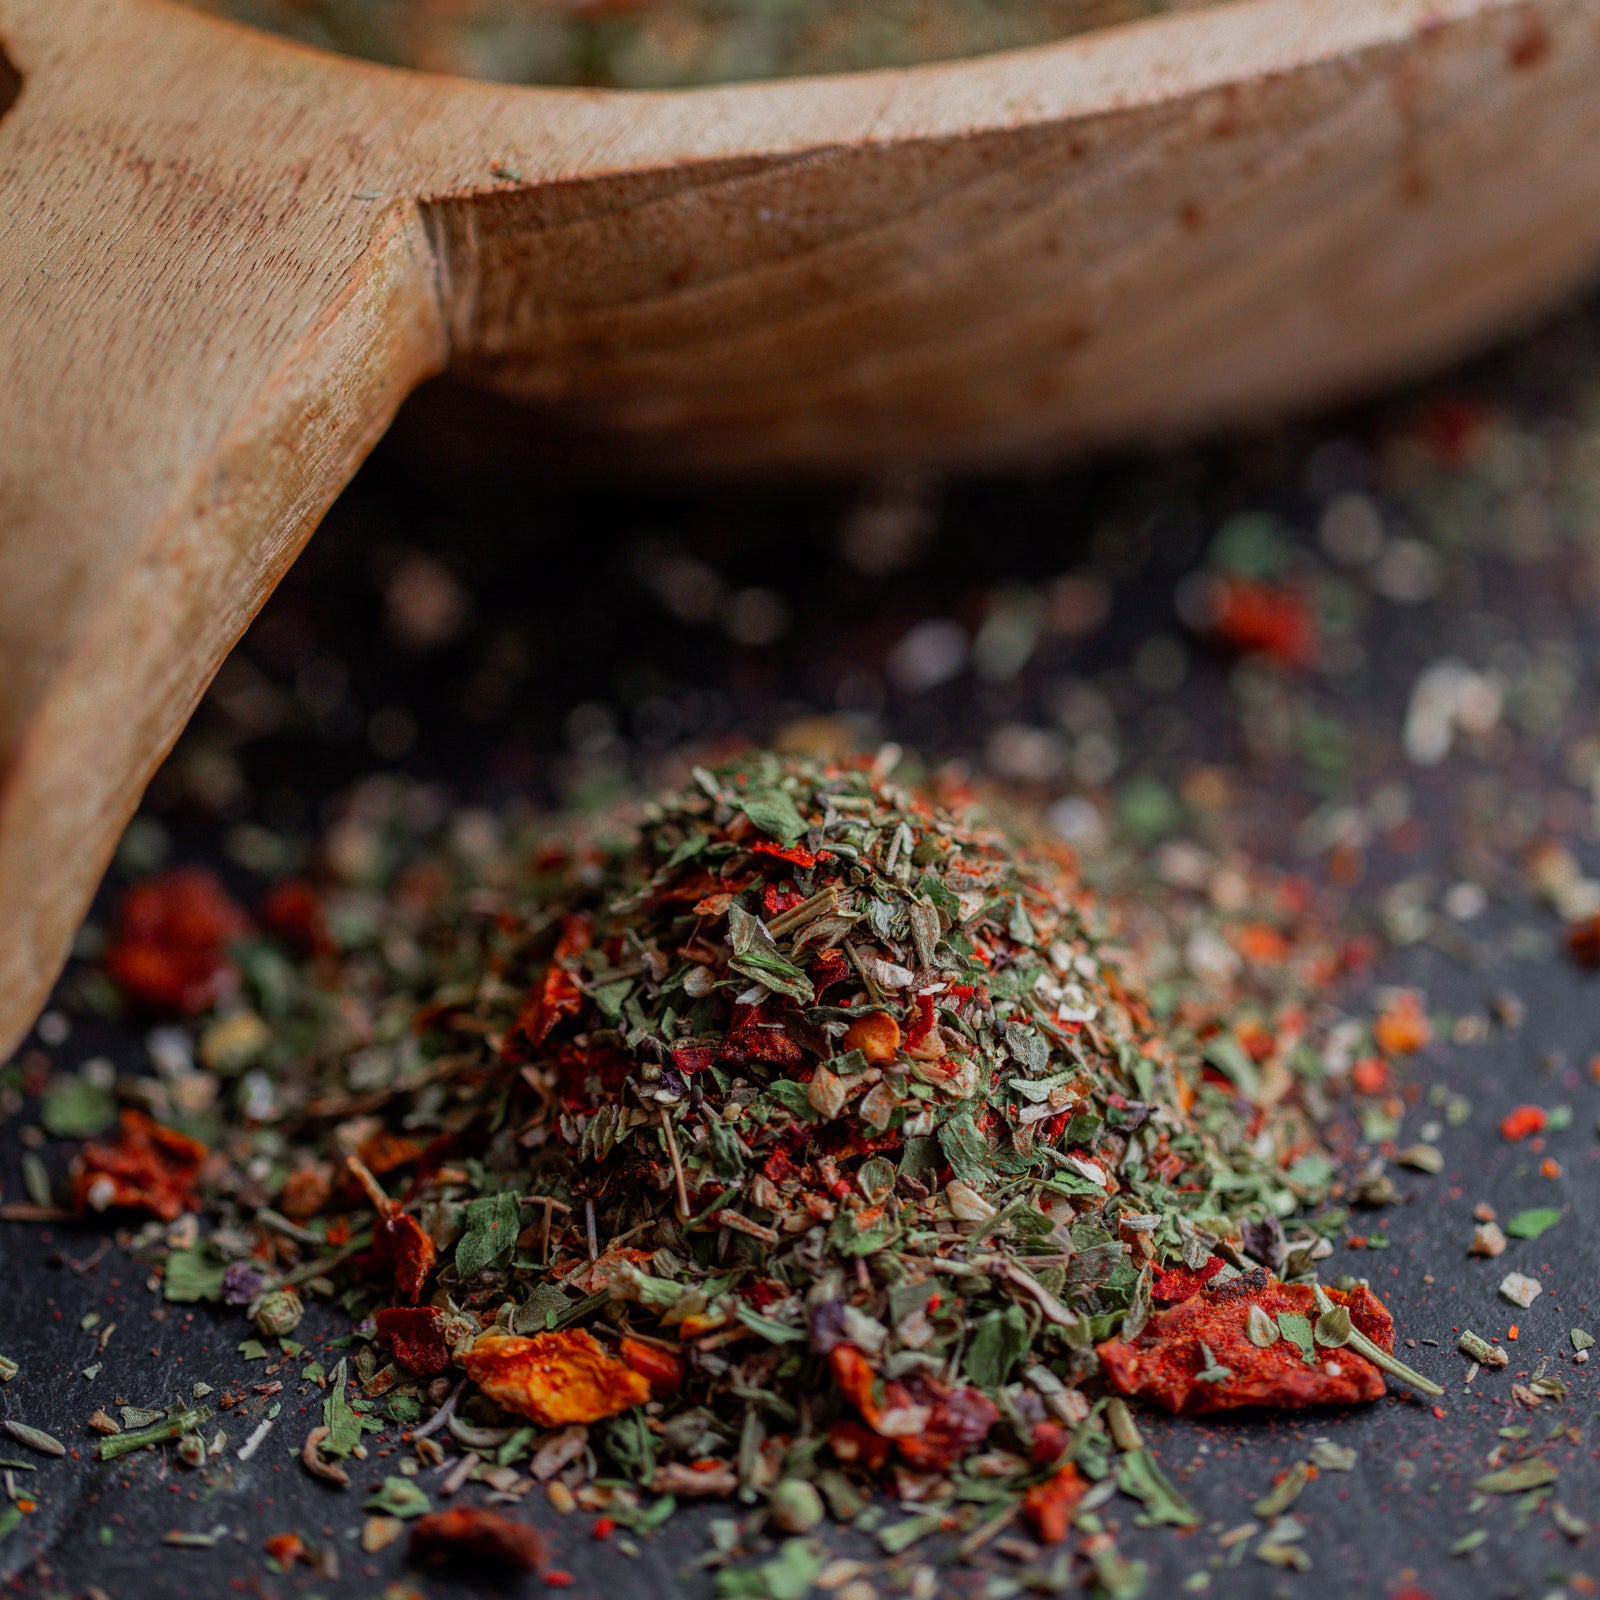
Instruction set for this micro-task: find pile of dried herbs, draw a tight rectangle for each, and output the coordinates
[187,0,1203,88]
[47,748,1445,1582]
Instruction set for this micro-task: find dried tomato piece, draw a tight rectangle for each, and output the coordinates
[410,1508,544,1573]
[513,913,593,1050]
[104,867,249,1014]
[71,1110,207,1221]
[749,839,817,869]
[375,1306,452,1377]
[620,1337,684,1396]
[463,1330,650,1426]
[1096,1278,1392,1415]
[1023,1463,1087,1543]
[1152,1255,1225,1305]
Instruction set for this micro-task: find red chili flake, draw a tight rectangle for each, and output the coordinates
[671,1045,716,1076]
[1096,1278,1394,1414]
[827,1420,891,1473]
[1350,1057,1391,1095]
[1022,1463,1087,1544]
[358,1131,424,1177]
[263,1533,305,1568]
[410,1508,544,1573]
[809,948,851,995]
[591,1517,617,1540]
[382,1211,437,1305]
[620,1337,684,1397]
[750,839,817,869]
[828,1344,996,1471]
[1500,1105,1548,1142]
[1208,578,1317,670]
[904,992,938,1049]
[762,881,805,918]
[543,1571,575,1588]
[259,878,328,957]
[375,1306,452,1376]
[71,1111,207,1222]
[1374,992,1431,1055]
[513,913,593,1050]
[104,867,249,1014]
[1566,916,1600,968]
[1029,1421,1070,1466]
[1151,1255,1225,1305]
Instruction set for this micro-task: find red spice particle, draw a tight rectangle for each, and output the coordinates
[513,913,593,1050]
[381,1211,437,1305]
[1152,1255,1225,1305]
[749,839,817,869]
[71,1111,207,1222]
[1097,1278,1394,1415]
[591,1518,616,1540]
[1508,1325,1519,1341]
[620,1337,684,1397]
[374,1306,452,1376]
[1023,1463,1088,1544]
[410,1508,543,1573]
[1500,1105,1548,1142]
[1566,915,1600,968]
[1374,993,1431,1056]
[543,1571,575,1588]
[259,878,328,956]
[1208,578,1317,669]
[1350,1057,1391,1096]
[263,1533,304,1568]
[104,867,249,1014]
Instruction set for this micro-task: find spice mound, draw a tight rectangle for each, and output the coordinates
[89,751,1431,1548]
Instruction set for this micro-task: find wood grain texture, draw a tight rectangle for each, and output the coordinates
[2,0,1599,1057]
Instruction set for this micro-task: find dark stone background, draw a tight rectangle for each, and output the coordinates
[6,293,1600,1600]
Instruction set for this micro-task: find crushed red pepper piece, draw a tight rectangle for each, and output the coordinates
[513,913,593,1049]
[375,1306,452,1376]
[1096,1278,1393,1414]
[1152,1254,1225,1304]
[828,1342,997,1470]
[410,1508,544,1573]
[1207,578,1317,670]
[71,1110,207,1222]
[620,1337,685,1396]
[104,867,249,1014]
[1023,1462,1088,1544]
[1500,1104,1548,1142]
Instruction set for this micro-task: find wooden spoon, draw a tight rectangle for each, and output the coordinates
[2,0,1598,1057]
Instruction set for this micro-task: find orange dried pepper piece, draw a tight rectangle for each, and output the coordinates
[71,1110,207,1222]
[828,1342,997,1471]
[1096,1275,1392,1415]
[463,1330,650,1426]
[842,1011,902,1065]
[1023,1463,1088,1544]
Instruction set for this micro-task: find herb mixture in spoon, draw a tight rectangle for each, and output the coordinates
[65,748,1438,1575]
[188,0,1207,87]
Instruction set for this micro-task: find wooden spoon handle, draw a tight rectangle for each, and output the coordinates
[0,0,448,1047]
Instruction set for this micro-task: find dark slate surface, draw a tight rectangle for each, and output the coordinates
[6,297,1600,1599]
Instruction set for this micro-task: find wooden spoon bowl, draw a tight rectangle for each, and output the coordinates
[3,0,1599,1055]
